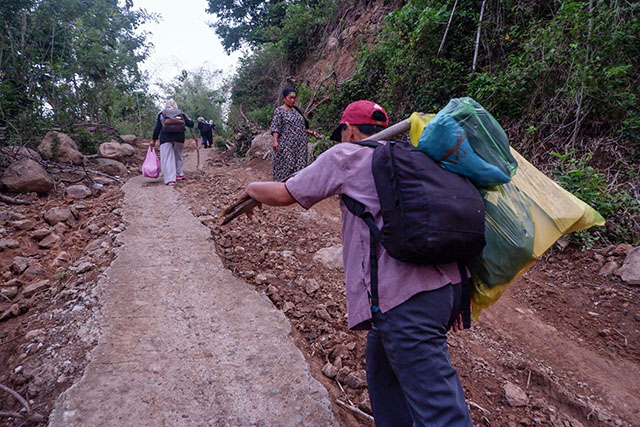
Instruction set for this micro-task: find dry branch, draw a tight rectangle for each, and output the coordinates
[0,383,47,423]
[0,194,32,205]
[304,71,336,116]
[468,400,490,414]
[336,399,374,422]
[438,0,459,57]
[472,0,487,71]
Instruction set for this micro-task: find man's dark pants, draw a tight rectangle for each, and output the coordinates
[366,284,473,427]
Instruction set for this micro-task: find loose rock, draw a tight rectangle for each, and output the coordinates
[39,233,61,249]
[305,279,320,295]
[313,245,344,270]
[121,143,135,157]
[1,158,54,194]
[99,141,124,160]
[38,131,84,165]
[322,362,339,379]
[0,239,20,250]
[599,261,619,276]
[343,371,366,389]
[93,158,127,177]
[9,219,35,231]
[22,280,50,298]
[23,263,45,280]
[0,287,18,299]
[31,228,53,240]
[65,185,92,199]
[504,381,528,407]
[44,207,74,226]
[616,247,640,285]
[11,256,29,274]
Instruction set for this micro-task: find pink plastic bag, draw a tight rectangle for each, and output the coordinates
[141,146,160,178]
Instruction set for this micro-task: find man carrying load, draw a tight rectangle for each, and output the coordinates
[240,100,476,427]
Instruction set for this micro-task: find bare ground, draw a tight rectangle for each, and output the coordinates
[1,141,638,426]
[177,145,640,427]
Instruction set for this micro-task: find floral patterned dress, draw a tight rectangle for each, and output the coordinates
[270,106,308,181]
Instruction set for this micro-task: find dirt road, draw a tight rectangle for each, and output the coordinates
[49,148,337,426]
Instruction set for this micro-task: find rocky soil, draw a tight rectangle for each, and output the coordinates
[1,142,638,426]
[0,144,145,426]
[178,147,640,426]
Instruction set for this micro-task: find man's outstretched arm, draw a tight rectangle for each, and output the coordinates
[246,182,295,206]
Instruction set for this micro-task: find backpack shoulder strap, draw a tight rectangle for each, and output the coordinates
[350,139,380,149]
[340,195,381,240]
[341,194,381,311]
[457,262,472,329]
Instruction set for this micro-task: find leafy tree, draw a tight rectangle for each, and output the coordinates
[158,68,226,133]
[110,91,159,138]
[206,0,290,52]
[0,0,153,147]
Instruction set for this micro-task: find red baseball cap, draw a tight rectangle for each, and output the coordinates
[330,100,389,142]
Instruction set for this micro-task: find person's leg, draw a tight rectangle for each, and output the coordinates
[174,142,184,178]
[375,285,472,427]
[201,137,206,146]
[366,324,414,427]
[159,142,176,184]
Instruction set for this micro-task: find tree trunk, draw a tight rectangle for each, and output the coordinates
[472,0,488,71]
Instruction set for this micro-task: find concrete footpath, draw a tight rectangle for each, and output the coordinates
[50,148,338,426]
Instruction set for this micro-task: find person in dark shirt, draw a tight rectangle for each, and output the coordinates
[197,117,215,149]
[150,99,194,185]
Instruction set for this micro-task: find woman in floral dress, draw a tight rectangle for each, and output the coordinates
[270,88,321,181]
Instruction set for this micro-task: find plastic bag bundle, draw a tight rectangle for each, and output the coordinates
[468,183,535,287]
[471,148,605,319]
[416,97,517,187]
[142,146,160,178]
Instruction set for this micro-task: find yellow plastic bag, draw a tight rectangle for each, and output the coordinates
[409,112,436,146]
[408,112,605,319]
[471,148,605,319]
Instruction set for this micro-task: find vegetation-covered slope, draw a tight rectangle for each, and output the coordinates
[218,0,639,245]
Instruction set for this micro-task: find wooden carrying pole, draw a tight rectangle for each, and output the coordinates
[220,117,413,225]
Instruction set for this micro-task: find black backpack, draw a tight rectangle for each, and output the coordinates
[199,121,212,133]
[161,109,186,133]
[341,139,486,327]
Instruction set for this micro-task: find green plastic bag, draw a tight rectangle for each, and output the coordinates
[468,183,535,287]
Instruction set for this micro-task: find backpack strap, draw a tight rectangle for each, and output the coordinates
[457,262,472,329]
[350,139,381,149]
[341,195,381,310]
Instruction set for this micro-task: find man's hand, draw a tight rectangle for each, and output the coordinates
[237,191,262,220]
[150,140,157,148]
[450,314,464,333]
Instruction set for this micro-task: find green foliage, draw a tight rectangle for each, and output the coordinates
[0,0,153,146]
[206,0,288,52]
[209,1,337,140]
[51,133,61,160]
[158,68,226,133]
[280,2,337,66]
[551,152,615,217]
[551,152,640,245]
[54,269,69,281]
[231,44,288,112]
[217,0,639,246]
[310,138,336,162]
[111,91,159,138]
[247,106,275,128]
[69,128,104,155]
[206,0,336,55]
